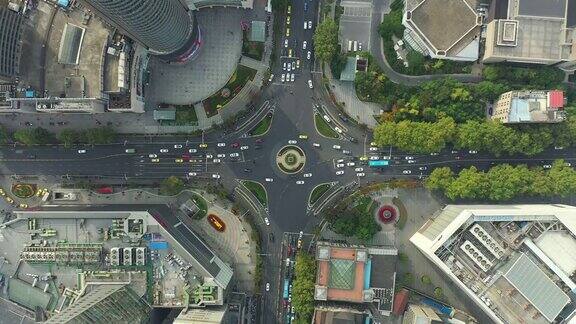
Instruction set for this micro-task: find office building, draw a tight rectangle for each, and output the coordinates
[483,0,576,70]
[491,90,566,124]
[410,205,576,324]
[0,5,24,82]
[80,0,202,62]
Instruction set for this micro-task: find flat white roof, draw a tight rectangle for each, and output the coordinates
[536,231,576,275]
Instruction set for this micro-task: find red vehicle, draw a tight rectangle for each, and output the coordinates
[181,153,191,161]
[231,142,240,148]
[97,187,113,194]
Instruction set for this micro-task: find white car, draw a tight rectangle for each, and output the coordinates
[230,152,240,158]
[78,149,86,154]
[307,51,311,60]
[289,140,298,144]
[555,146,564,150]
[332,145,341,150]
[356,172,365,177]
[302,41,307,50]
[217,142,226,147]
[212,173,221,179]
[342,150,351,155]
[266,282,270,291]
[283,62,287,70]
[469,150,478,154]
[188,172,197,176]
[284,39,288,48]
[240,145,249,150]
[346,162,355,167]
[213,158,221,163]
[336,170,344,176]
[160,148,169,153]
[566,162,572,167]
[206,154,213,159]
[269,74,274,82]
[296,180,305,185]
[264,217,270,226]
[296,60,300,68]
[337,159,344,163]
[430,152,439,156]
[407,160,416,164]
[451,150,458,154]
[148,154,157,158]
[308,80,313,89]
[217,153,226,158]
[281,74,285,82]
[419,166,428,171]
[405,156,413,160]
[304,21,307,29]
[543,164,552,169]
[308,21,312,29]
[291,62,295,70]
[355,167,364,172]
[265,178,274,182]
[188,148,197,153]
[174,144,183,149]
[312,143,321,147]
[369,147,378,151]
[402,170,412,174]
[369,156,379,160]
[336,163,345,168]
[287,64,291,72]
[303,173,312,178]
[290,73,295,82]
[334,126,343,134]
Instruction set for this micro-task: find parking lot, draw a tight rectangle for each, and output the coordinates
[339,0,373,53]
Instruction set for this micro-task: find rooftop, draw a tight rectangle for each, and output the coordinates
[518,0,566,18]
[406,0,480,55]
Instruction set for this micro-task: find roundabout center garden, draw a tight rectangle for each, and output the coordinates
[276,145,306,174]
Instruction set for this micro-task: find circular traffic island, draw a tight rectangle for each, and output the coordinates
[12,183,36,199]
[276,145,306,174]
[376,204,398,224]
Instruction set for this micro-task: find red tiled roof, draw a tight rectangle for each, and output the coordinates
[392,289,410,315]
[549,90,564,109]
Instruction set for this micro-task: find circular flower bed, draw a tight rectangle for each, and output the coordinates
[377,205,397,224]
[12,184,36,199]
[276,145,306,174]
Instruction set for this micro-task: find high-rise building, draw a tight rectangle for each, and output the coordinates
[45,284,150,324]
[80,0,202,62]
[0,5,24,82]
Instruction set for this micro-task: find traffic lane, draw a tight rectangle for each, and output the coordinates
[0,155,133,176]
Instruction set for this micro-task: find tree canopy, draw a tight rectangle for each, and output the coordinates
[160,176,185,196]
[292,252,316,322]
[313,19,339,62]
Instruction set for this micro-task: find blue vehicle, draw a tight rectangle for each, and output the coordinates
[368,160,389,167]
[421,297,455,317]
[283,279,290,299]
[304,2,307,11]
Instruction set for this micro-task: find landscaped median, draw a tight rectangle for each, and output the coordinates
[203,65,258,118]
[314,113,339,138]
[309,183,331,206]
[249,112,273,136]
[242,180,268,207]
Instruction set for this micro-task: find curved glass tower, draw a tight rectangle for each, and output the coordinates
[81,0,202,62]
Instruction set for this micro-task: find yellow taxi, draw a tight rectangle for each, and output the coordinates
[199,143,208,148]
[151,158,160,163]
[286,16,290,25]
[298,134,308,139]
[287,5,291,13]
[359,156,368,161]
[18,203,28,209]
[286,28,290,37]
[0,188,5,196]
[175,158,184,163]
[5,196,14,204]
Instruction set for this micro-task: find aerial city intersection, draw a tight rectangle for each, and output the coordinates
[0,0,575,323]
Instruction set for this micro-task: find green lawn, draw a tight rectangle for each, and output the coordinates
[243,41,264,61]
[250,113,273,136]
[191,193,208,219]
[243,180,267,206]
[174,105,198,125]
[314,114,339,138]
[309,183,331,205]
[203,65,258,117]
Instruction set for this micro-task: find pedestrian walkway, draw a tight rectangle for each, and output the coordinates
[323,63,381,128]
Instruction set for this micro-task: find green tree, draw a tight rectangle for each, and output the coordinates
[0,125,10,144]
[83,126,117,145]
[13,127,53,145]
[548,160,576,197]
[378,7,404,39]
[446,166,487,200]
[330,53,348,79]
[313,19,339,62]
[292,252,316,322]
[406,50,425,74]
[486,164,527,201]
[57,129,80,148]
[425,167,455,191]
[160,176,185,196]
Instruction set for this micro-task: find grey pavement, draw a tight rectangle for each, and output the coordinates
[323,62,381,128]
[147,8,245,106]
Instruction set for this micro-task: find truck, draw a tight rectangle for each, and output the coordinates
[283,279,290,299]
[368,160,390,168]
